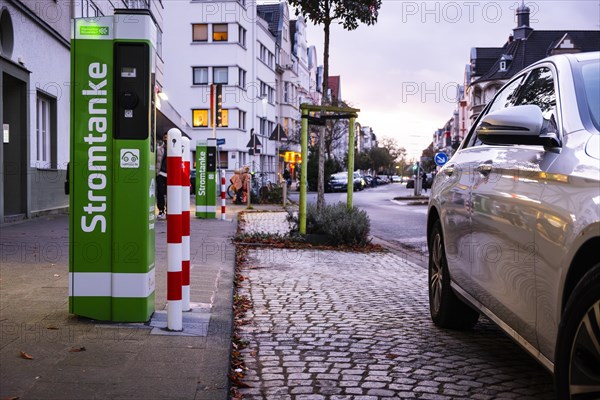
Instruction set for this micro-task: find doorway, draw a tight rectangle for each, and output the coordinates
[2,72,28,217]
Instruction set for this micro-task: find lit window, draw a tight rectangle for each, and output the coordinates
[192,109,208,127]
[213,67,228,84]
[192,24,208,42]
[212,109,229,128]
[213,24,228,41]
[193,67,208,85]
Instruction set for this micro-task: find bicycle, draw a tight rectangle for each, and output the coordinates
[250,172,277,203]
[226,171,278,203]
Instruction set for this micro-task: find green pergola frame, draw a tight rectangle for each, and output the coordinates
[299,103,361,235]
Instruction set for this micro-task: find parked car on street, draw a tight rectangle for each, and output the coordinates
[427,52,600,398]
[327,171,364,192]
[377,175,390,185]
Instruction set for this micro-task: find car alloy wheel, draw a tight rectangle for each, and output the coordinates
[556,265,600,399]
[570,299,600,398]
[430,231,444,316]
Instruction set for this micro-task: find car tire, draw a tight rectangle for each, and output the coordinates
[428,219,479,330]
[555,264,600,399]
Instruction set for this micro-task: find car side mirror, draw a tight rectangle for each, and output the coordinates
[476,105,546,146]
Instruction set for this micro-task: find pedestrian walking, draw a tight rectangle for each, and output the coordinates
[283,168,291,189]
[156,132,168,219]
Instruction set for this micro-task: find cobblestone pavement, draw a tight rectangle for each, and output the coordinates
[236,213,555,399]
[239,211,293,236]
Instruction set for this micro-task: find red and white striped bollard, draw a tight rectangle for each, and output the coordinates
[181,137,191,311]
[166,128,183,331]
[221,172,226,221]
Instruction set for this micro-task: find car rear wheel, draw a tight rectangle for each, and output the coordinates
[428,219,479,330]
[555,264,600,399]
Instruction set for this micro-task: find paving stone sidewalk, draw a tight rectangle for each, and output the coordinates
[235,212,555,399]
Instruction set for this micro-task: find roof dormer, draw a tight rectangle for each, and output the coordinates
[499,54,513,72]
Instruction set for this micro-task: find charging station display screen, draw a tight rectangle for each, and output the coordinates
[121,67,137,78]
[114,43,150,139]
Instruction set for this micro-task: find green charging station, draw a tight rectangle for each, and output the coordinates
[69,10,157,322]
[195,139,217,219]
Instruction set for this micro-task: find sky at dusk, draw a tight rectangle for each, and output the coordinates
[301,0,600,159]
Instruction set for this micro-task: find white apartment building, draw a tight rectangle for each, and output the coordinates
[0,0,165,222]
[162,0,315,181]
[163,0,275,177]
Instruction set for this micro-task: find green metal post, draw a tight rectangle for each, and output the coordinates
[347,117,356,209]
[299,108,308,234]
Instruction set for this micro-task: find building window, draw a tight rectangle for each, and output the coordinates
[156,29,163,59]
[36,93,56,168]
[284,82,290,103]
[259,44,274,69]
[192,109,209,127]
[212,110,229,128]
[238,68,247,88]
[239,110,246,130]
[192,24,208,42]
[213,67,228,84]
[268,86,275,104]
[238,26,246,47]
[259,118,267,136]
[75,0,104,17]
[127,0,149,8]
[213,24,228,41]
[193,67,208,85]
[268,121,274,136]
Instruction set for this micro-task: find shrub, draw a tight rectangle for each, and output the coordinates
[287,202,371,246]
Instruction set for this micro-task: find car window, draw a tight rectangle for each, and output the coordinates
[581,61,600,130]
[487,75,525,114]
[513,67,556,114]
[463,75,525,149]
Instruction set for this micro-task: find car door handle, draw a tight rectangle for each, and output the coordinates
[444,164,455,176]
[476,163,493,176]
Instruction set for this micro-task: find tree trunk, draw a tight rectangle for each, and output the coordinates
[317,16,331,213]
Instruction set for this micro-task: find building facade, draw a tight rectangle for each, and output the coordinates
[466,3,600,125]
[0,0,166,222]
[162,0,315,182]
[433,2,600,158]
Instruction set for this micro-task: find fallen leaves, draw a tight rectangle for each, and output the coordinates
[229,246,254,399]
[68,346,86,352]
[19,351,33,360]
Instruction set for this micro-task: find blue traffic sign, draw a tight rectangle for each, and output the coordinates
[434,152,449,166]
[216,138,226,146]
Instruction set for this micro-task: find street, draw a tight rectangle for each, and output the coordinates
[288,183,430,267]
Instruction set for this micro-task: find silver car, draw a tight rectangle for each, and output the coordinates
[427,52,600,399]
